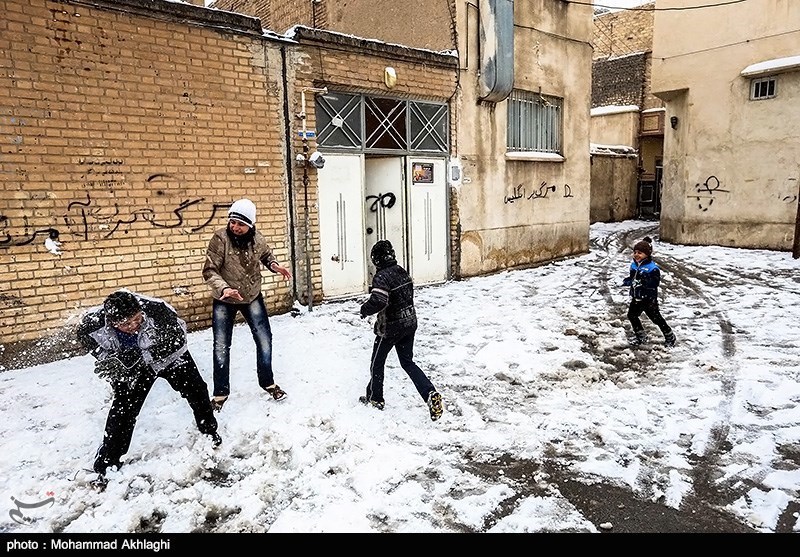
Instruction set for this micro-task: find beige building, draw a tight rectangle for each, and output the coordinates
[454,0,593,275]
[651,0,800,250]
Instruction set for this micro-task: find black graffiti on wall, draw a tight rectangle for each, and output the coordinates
[0,194,232,248]
[781,176,799,203]
[504,182,574,204]
[0,214,60,247]
[694,175,799,211]
[366,192,397,212]
[694,175,729,211]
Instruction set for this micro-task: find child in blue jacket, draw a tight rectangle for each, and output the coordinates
[622,237,676,347]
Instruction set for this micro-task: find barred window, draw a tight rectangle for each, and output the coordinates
[316,93,448,154]
[507,90,563,154]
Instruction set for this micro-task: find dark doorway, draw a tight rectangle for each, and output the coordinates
[638,160,662,219]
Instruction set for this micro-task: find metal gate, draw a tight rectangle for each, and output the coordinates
[315,92,450,297]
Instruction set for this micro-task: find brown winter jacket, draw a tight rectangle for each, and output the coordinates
[202,227,279,304]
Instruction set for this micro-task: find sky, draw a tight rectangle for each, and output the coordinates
[1,219,799,535]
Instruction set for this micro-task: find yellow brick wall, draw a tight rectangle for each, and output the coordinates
[0,0,292,366]
[293,49,457,101]
[212,0,328,33]
[213,0,454,54]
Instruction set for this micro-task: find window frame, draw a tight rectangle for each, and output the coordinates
[750,76,777,100]
[506,89,564,161]
[316,92,449,155]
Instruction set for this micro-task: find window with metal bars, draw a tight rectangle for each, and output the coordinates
[316,92,448,153]
[506,89,563,154]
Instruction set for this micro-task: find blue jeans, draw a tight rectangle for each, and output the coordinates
[212,294,275,397]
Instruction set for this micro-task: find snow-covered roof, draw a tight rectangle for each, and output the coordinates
[590,142,637,156]
[285,25,458,59]
[590,105,639,117]
[740,55,800,77]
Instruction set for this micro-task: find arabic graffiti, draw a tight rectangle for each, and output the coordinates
[79,157,125,190]
[1,194,232,249]
[694,175,729,212]
[503,182,574,204]
[9,494,55,525]
[694,175,799,211]
[365,192,397,212]
[0,215,60,247]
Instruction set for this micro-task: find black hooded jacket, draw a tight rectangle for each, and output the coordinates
[360,258,417,338]
[76,294,189,386]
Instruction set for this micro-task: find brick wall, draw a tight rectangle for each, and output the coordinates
[211,0,327,33]
[210,0,275,30]
[292,36,457,100]
[592,2,654,60]
[591,52,647,108]
[212,0,453,51]
[592,3,662,110]
[0,0,293,369]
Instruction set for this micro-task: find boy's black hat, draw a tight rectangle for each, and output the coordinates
[633,236,653,256]
[104,290,141,324]
[370,240,396,266]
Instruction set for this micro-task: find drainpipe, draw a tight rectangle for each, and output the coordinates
[280,46,299,301]
[297,86,328,310]
[793,173,800,259]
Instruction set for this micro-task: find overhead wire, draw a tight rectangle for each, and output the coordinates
[568,0,750,11]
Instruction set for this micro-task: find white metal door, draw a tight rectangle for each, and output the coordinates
[365,157,406,269]
[317,154,367,297]
[407,158,448,285]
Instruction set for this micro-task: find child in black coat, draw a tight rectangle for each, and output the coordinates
[359,240,443,421]
[622,237,676,347]
[77,290,221,489]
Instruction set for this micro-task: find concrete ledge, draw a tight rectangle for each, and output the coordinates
[289,26,458,68]
[505,152,565,163]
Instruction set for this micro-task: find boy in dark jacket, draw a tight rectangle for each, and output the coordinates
[359,240,443,421]
[77,290,220,489]
[622,237,676,347]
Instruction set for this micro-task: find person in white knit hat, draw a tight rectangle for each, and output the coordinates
[202,198,292,410]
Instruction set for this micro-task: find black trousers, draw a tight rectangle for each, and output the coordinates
[94,353,217,474]
[627,298,673,338]
[365,331,435,404]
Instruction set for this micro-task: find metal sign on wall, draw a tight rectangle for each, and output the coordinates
[412,162,434,183]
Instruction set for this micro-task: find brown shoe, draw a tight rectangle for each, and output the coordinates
[211,396,228,412]
[266,384,286,401]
